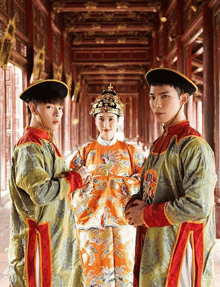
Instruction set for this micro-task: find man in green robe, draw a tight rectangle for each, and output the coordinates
[8,80,90,287]
[125,68,217,287]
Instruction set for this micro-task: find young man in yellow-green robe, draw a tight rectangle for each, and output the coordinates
[8,80,91,287]
[125,68,217,287]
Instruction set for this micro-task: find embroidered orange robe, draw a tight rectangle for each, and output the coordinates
[70,140,145,286]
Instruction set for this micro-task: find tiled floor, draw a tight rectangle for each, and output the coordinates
[0,207,10,286]
[0,205,220,287]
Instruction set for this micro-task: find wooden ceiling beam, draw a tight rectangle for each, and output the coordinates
[73,61,150,66]
[192,47,203,58]
[192,74,203,85]
[52,1,161,13]
[79,68,146,75]
[66,24,153,33]
[84,79,140,85]
[88,92,139,97]
[192,67,203,74]
[192,58,203,68]
[72,38,151,46]
[82,75,141,80]
[72,46,150,51]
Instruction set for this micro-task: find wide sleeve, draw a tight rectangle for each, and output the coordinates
[142,138,217,228]
[15,144,82,206]
[70,144,145,229]
[70,145,87,169]
[127,144,146,180]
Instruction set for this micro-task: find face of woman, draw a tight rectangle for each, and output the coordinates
[95,112,119,141]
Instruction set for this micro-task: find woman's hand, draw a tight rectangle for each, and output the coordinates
[60,165,92,184]
[73,165,92,184]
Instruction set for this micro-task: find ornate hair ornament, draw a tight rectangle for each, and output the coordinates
[89,84,124,117]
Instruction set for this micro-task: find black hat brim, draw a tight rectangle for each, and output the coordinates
[19,79,68,103]
[146,68,198,95]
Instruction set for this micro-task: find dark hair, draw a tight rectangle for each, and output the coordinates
[27,95,65,115]
[149,82,184,98]
[94,113,119,118]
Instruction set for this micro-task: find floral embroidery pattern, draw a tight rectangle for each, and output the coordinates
[70,141,145,287]
[142,169,158,204]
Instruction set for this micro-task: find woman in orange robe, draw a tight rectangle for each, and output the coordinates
[70,85,145,286]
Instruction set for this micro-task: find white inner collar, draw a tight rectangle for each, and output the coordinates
[97,134,117,146]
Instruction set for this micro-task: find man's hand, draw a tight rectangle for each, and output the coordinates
[124,196,138,212]
[60,165,92,184]
[73,165,92,184]
[125,199,148,227]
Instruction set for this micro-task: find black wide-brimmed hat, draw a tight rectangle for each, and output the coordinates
[19,79,68,103]
[146,68,198,95]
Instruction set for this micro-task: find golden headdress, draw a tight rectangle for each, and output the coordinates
[89,84,124,117]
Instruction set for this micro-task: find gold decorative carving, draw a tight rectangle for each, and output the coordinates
[88,31,95,36]
[67,74,72,95]
[92,23,101,29]
[105,13,114,21]
[63,31,68,39]
[51,11,56,21]
[0,14,16,70]
[54,63,63,81]
[118,68,125,73]
[73,37,82,45]
[85,1,98,9]
[30,45,45,83]
[95,38,104,44]
[118,38,126,44]
[152,31,156,38]
[52,2,66,12]
[117,24,127,29]
[72,81,80,102]
[116,1,129,9]
[142,37,149,45]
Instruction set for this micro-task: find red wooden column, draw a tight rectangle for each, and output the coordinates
[84,84,89,143]
[11,66,16,149]
[0,68,6,198]
[71,101,77,150]
[47,7,53,78]
[25,0,34,84]
[203,3,215,150]
[155,31,159,69]
[162,21,168,67]
[132,96,137,139]
[81,82,87,144]
[69,54,74,150]
[124,97,130,140]
[91,96,96,140]
[150,33,158,69]
[186,44,194,126]
[212,1,220,238]
[138,87,145,147]
[60,24,70,157]
[63,92,71,157]
[138,88,144,145]
[176,0,183,72]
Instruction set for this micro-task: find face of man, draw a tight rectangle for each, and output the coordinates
[95,112,119,141]
[149,85,187,126]
[31,102,64,132]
